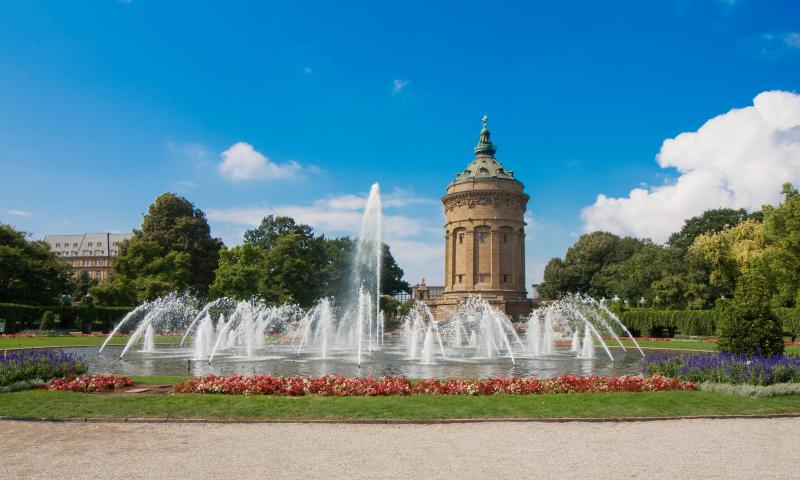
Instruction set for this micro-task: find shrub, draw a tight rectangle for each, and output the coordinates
[39,311,55,331]
[698,382,800,398]
[0,349,87,386]
[717,268,784,357]
[0,303,132,333]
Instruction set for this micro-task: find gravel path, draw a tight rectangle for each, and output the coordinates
[2,418,798,479]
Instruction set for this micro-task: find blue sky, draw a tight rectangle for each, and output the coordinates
[1,0,800,288]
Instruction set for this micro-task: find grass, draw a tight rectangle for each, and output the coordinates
[0,390,798,420]
[0,335,183,349]
[130,375,189,385]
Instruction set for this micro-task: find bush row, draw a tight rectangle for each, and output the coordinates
[617,307,800,338]
[618,309,718,337]
[0,303,132,333]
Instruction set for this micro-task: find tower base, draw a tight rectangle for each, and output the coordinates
[425,295,535,322]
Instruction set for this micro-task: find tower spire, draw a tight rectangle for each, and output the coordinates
[474,114,496,156]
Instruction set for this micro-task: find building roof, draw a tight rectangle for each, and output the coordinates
[43,232,133,258]
[451,115,521,185]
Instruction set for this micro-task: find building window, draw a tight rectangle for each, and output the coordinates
[97,242,102,246]
[477,274,489,283]
[458,234,464,244]
[503,233,508,243]
[478,232,487,244]
[73,243,78,247]
[56,243,60,247]
[88,242,93,247]
[502,274,509,283]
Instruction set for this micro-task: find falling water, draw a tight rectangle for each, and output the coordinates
[142,324,155,353]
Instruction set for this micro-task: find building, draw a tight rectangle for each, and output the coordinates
[43,232,133,281]
[411,279,444,301]
[426,116,535,320]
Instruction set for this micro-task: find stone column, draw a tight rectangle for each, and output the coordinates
[490,227,501,290]
[465,229,474,289]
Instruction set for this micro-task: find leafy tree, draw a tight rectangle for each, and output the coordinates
[71,271,99,298]
[539,232,644,298]
[717,264,784,357]
[690,219,767,295]
[138,193,223,296]
[0,224,71,305]
[761,183,800,307]
[210,216,410,306]
[91,239,192,305]
[244,215,315,251]
[667,208,751,252]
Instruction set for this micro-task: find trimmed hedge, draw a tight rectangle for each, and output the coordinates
[618,307,800,338]
[0,303,132,333]
[619,309,718,337]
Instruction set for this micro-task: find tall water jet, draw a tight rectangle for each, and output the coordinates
[579,324,595,359]
[570,329,580,353]
[142,324,155,353]
[349,183,383,364]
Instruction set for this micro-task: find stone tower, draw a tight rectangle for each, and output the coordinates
[428,116,534,319]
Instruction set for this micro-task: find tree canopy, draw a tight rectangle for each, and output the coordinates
[0,224,71,305]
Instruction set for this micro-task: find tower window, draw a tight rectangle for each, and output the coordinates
[503,233,508,243]
[478,232,487,244]
[458,234,464,244]
[503,274,509,283]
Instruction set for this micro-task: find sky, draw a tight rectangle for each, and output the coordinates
[1,0,800,290]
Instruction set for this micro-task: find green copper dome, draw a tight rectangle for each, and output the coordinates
[452,115,520,185]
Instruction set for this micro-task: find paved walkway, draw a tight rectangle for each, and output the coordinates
[2,418,798,479]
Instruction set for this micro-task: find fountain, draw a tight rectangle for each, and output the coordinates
[94,184,647,379]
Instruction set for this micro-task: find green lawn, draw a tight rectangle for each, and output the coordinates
[1,390,799,420]
[0,335,183,349]
[607,339,800,355]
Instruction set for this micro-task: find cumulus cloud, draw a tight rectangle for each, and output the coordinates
[218,142,302,181]
[6,209,32,217]
[392,79,409,95]
[581,90,800,243]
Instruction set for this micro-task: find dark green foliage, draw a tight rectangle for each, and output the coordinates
[619,309,718,337]
[211,216,409,306]
[39,311,54,331]
[539,232,645,299]
[0,224,71,305]
[0,303,131,333]
[717,268,784,357]
[70,271,98,299]
[667,208,752,252]
[97,193,221,305]
[139,193,223,296]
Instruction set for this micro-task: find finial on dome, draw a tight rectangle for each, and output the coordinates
[474,115,496,155]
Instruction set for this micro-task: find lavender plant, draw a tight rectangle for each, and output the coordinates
[0,349,86,386]
[644,353,800,386]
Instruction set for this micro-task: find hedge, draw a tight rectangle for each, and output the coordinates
[618,308,800,338]
[0,303,132,333]
[618,309,718,337]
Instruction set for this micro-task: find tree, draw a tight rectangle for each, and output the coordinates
[91,239,192,305]
[0,224,71,305]
[71,271,99,298]
[539,232,645,299]
[668,208,751,252]
[690,219,767,295]
[138,193,223,296]
[761,183,800,307]
[717,265,784,357]
[210,216,410,306]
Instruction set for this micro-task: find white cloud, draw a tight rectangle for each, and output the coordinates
[217,142,302,182]
[582,90,800,243]
[392,79,409,95]
[6,209,32,217]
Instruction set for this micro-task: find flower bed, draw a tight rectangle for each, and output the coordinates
[47,374,133,393]
[173,374,695,396]
[644,353,800,386]
[0,349,86,386]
